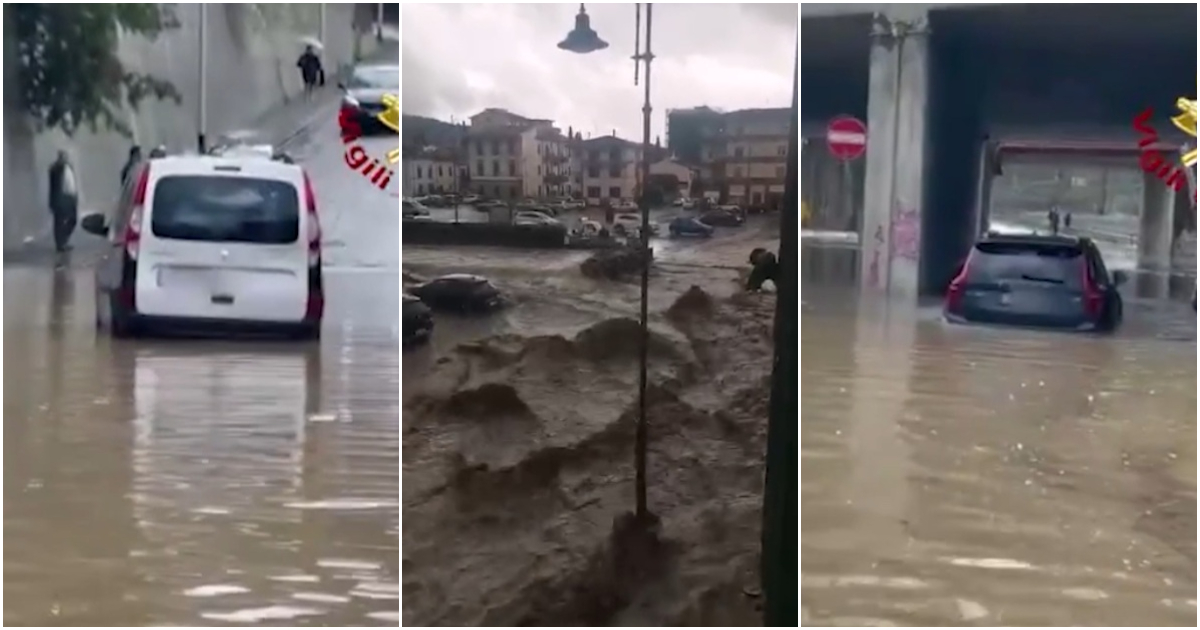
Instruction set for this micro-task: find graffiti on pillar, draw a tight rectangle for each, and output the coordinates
[867,225,885,288]
[890,206,920,262]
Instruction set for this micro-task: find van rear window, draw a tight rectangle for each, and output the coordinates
[150,175,300,244]
[968,241,1084,287]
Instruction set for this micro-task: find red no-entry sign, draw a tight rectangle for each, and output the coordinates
[826,116,868,161]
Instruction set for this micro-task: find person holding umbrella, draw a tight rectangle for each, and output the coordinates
[296,41,325,101]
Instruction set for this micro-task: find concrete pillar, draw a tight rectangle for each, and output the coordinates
[1138,169,1174,273]
[860,8,932,301]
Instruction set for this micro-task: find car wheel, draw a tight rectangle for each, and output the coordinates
[292,323,321,341]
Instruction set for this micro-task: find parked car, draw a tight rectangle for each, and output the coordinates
[515,202,559,217]
[668,216,715,238]
[513,210,560,226]
[462,195,481,205]
[699,208,745,227]
[80,150,324,339]
[403,198,431,218]
[612,199,639,212]
[403,293,434,346]
[338,64,399,136]
[410,274,503,312]
[944,233,1126,333]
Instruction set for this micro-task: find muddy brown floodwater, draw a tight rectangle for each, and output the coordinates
[801,246,1197,627]
[3,266,399,627]
[402,220,783,626]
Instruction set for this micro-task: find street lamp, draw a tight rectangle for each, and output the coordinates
[560,3,655,526]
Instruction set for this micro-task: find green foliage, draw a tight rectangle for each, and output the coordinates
[12,3,182,137]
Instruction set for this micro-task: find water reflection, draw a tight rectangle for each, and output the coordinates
[802,287,1196,626]
[4,267,398,626]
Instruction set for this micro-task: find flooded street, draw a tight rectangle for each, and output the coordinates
[402,220,781,625]
[3,106,399,626]
[801,246,1197,626]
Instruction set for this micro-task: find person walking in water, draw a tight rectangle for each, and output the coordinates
[296,45,324,101]
[47,150,79,253]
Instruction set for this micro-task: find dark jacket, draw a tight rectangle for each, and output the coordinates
[747,251,779,291]
[47,161,77,212]
[297,52,323,84]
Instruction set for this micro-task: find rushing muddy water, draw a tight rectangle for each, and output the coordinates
[402,220,782,626]
[801,245,1197,626]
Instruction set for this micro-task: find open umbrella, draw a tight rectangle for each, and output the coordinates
[299,35,324,52]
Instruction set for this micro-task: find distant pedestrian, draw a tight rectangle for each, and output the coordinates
[47,150,79,253]
[120,145,142,187]
[1047,206,1061,235]
[1064,212,1072,230]
[297,45,324,101]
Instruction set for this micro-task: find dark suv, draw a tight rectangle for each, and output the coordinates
[944,233,1127,333]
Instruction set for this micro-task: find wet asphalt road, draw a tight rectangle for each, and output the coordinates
[3,107,399,626]
[802,246,1197,626]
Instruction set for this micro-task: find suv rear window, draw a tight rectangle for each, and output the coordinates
[150,175,300,244]
[967,241,1085,288]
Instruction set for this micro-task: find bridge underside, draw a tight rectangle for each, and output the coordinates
[801,4,1196,297]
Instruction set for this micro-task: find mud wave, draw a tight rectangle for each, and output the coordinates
[403,287,776,626]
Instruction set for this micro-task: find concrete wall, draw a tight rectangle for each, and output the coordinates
[3,3,377,250]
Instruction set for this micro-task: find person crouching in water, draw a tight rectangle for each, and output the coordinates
[47,150,80,253]
[296,45,324,101]
[746,247,779,291]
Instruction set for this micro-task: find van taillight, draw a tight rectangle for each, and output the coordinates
[122,167,150,260]
[1082,260,1103,317]
[303,172,321,267]
[303,170,324,322]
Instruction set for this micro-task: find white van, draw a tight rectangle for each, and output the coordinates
[81,153,324,339]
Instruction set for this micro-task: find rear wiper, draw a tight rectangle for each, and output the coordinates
[1020,274,1064,284]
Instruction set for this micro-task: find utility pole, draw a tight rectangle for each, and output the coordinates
[197,4,208,154]
[376,2,384,41]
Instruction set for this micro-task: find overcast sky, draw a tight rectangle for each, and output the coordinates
[401,3,796,141]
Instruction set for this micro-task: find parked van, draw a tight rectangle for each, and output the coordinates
[80,152,324,339]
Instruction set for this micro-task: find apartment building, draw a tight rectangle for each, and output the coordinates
[666,106,791,207]
[580,135,643,205]
[465,108,577,200]
[401,147,458,197]
[704,108,790,207]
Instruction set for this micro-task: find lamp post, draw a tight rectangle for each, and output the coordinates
[559,3,654,525]
[197,4,208,154]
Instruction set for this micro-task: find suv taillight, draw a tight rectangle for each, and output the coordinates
[945,256,970,312]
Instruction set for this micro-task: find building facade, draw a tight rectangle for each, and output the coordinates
[580,135,642,205]
[667,106,791,208]
[401,148,457,197]
[465,108,578,200]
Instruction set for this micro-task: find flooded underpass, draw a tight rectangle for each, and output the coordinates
[402,220,784,625]
[801,244,1197,626]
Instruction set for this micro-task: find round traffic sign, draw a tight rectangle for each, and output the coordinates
[826,116,868,161]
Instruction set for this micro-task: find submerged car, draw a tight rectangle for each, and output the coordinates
[403,293,433,346]
[410,274,503,312]
[402,199,431,218]
[944,233,1126,333]
[668,216,714,238]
